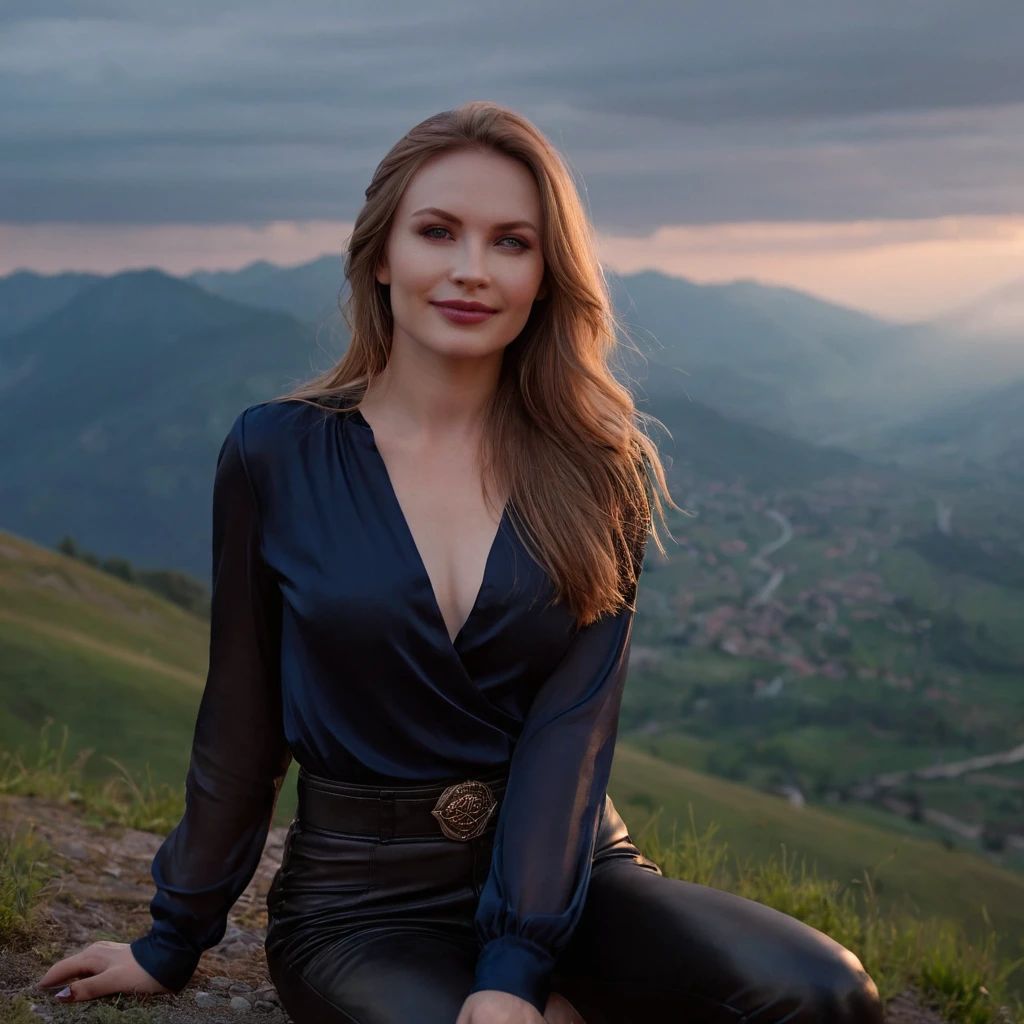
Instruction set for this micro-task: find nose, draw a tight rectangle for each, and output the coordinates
[449,237,491,287]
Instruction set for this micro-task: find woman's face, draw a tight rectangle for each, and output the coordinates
[376,147,548,361]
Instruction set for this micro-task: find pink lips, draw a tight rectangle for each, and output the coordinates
[431,302,497,325]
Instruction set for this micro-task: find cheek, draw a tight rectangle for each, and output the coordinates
[387,245,442,295]
[504,258,546,304]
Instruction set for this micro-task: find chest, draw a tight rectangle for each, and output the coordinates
[374,443,507,645]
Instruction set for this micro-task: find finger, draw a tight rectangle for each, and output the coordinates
[59,969,124,1003]
[36,951,106,989]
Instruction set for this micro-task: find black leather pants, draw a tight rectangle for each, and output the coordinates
[264,771,883,1024]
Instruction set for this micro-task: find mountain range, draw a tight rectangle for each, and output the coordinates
[1,258,1021,576]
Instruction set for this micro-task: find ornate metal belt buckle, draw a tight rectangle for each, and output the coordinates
[431,779,497,841]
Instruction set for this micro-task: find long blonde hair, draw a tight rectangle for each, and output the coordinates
[275,100,676,626]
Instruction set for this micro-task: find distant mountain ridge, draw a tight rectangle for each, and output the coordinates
[0,270,325,577]
[937,277,1024,340]
[183,256,1024,444]
[0,269,105,338]
[187,254,346,324]
[863,378,1024,475]
[0,267,861,577]
[7,257,1023,443]
[3,257,1021,575]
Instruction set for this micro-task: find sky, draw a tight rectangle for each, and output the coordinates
[3,0,1024,322]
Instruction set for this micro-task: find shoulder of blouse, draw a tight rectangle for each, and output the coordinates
[233,397,336,472]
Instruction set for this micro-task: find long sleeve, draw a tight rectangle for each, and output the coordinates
[470,532,647,1013]
[129,408,292,992]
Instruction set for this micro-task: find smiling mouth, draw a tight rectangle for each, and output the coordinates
[430,301,498,313]
[430,303,498,324]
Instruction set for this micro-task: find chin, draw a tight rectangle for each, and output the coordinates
[418,333,508,361]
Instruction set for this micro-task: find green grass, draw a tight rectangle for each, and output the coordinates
[4,736,1022,1022]
[4,524,1024,1016]
[609,744,1024,1002]
[632,807,1023,1022]
[0,618,204,787]
[0,720,299,831]
[0,995,40,1024]
[0,530,210,678]
[0,531,298,824]
[0,817,53,948]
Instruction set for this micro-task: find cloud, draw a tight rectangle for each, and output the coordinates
[1,0,1023,228]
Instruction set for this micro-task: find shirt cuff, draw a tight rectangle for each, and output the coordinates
[471,935,557,1015]
[129,929,201,994]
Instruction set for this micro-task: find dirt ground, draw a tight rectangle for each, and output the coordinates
[0,794,964,1023]
[1,794,290,1023]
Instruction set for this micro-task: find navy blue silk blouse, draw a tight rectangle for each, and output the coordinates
[129,397,646,1014]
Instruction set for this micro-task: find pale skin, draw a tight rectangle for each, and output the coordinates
[36,146,584,1024]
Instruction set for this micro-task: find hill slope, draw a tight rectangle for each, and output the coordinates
[3,526,1023,962]
[852,378,1024,475]
[0,270,325,577]
[188,253,345,325]
[0,269,104,338]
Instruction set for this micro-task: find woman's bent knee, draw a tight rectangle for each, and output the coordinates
[792,947,884,1024]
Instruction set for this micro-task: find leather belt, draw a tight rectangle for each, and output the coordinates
[297,765,509,842]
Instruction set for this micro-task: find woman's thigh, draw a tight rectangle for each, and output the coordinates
[266,928,477,1024]
[552,862,884,1024]
[264,820,484,1023]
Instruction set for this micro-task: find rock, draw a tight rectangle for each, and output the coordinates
[195,991,231,1008]
[56,840,90,860]
[102,865,121,878]
[253,1000,278,1012]
[231,996,252,1012]
[221,939,261,957]
[254,988,280,1005]
[229,981,254,995]
[209,977,234,991]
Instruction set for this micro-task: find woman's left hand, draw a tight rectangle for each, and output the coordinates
[456,989,586,1024]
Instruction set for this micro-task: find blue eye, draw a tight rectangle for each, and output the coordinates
[421,226,528,250]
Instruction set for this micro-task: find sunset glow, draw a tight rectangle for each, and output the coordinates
[3,215,1023,323]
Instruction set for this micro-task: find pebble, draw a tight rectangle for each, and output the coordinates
[255,988,280,1006]
[253,1001,278,1013]
[195,991,231,1007]
[210,976,234,991]
[231,996,252,1012]
[229,982,254,995]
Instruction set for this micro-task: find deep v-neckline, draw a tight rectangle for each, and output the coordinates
[352,408,509,650]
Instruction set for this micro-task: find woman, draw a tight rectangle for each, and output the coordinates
[36,102,883,1024]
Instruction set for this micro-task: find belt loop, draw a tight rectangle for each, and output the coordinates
[379,790,395,843]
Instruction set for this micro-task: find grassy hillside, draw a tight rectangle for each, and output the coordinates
[610,745,1024,955]
[4,524,1024,987]
[0,528,302,815]
[0,530,208,783]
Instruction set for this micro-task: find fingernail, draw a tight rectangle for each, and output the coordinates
[56,987,72,1001]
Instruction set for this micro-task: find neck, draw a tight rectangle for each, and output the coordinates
[361,334,503,442]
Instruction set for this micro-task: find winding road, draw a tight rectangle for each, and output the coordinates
[748,509,793,606]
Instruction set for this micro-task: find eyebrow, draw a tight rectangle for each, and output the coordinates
[410,206,539,234]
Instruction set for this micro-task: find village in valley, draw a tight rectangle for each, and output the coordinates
[623,465,1024,866]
